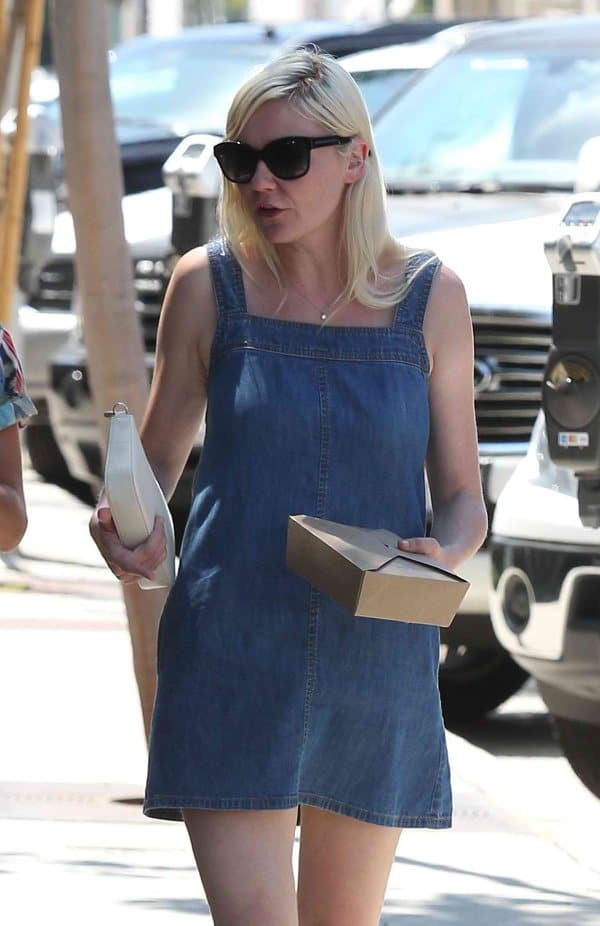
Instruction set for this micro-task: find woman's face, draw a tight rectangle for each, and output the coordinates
[235,99,366,246]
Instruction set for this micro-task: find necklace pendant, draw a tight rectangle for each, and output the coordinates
[320,311,328,321]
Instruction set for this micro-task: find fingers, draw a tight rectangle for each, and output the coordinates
[397,536,442,559]
[131,519,167,575]
[90,507,168,583]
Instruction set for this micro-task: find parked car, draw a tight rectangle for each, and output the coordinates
[341,42,450,119]
[341,20,497,119]
[47,15,600,722]
[370,14,600,720]
[489,412,600,797]
[10,19,384,482]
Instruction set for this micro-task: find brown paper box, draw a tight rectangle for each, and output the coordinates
[286,515,470,627]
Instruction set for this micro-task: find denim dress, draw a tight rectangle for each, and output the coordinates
[144,238,452,828]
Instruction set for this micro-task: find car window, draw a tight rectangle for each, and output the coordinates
[351,68,419,118]
[108,43,274,133]
[43,42,274,136]
[374,50,600,190]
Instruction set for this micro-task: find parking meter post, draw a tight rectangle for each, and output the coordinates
[543,195,600,527]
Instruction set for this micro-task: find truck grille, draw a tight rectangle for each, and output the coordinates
[133,258,172,351]
[29,259,75,309]
[473,313,552,446]
[29,256,172,355]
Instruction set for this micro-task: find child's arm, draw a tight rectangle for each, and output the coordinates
[0,423,27,551]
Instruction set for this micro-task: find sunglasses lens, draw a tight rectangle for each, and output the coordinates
[265,138,310,180]
[214,143,256,183]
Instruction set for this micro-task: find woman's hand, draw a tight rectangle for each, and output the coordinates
[89,505,167,584]
[397,536,459,571]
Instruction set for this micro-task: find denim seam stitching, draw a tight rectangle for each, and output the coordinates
[412,257,441,373]
[297,791,451,824]
[206,239,229,358]
[302,590,319,746]
[143,794,451,827]
[427,737,445,817]
[213,343,428,374]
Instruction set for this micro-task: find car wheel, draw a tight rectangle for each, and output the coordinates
[25,424,71,483]
[552,716,600,799]
[439,645,529,725]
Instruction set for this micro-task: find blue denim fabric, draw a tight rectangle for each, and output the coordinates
[144,238,452,828]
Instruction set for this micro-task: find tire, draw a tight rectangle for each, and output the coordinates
[552,716,600,799]
[25,424,70,483]
[439,645,529,725]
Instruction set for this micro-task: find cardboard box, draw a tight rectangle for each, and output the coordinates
[286,515,470,628]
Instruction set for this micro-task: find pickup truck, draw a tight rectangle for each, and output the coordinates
[490,413,600,798]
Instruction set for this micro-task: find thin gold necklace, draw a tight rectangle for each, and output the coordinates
[287,281,342,322]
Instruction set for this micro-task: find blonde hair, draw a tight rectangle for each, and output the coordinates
[217,48,432,314]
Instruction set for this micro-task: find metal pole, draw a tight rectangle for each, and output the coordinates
[0,0,9,266]
[0,0,45,327]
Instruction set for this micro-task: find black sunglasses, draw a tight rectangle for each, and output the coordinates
[213,135,354,184]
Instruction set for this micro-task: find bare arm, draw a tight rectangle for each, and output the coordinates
[0,424,27,551]
[90,245,217,582]
[140,244,216,499]
[398,264,488,570]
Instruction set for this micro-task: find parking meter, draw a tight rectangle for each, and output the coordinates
[1,102,61,298]
[162,134,222,256]
[543,195,600,526]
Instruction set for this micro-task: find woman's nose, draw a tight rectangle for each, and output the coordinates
[250,158,277,190]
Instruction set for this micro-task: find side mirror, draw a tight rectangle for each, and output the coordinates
[575,136,600,193]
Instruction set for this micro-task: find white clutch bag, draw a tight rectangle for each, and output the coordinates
[104,402,176,590]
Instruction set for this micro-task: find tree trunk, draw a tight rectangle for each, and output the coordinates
[0,0,44,327]
[51,0,167,740]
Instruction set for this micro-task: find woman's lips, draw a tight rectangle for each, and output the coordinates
[257,205,285,218]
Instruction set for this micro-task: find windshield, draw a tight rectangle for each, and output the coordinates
[109,42,274,133]
[45,42,274,136]
[374,49,600,191]
[351,68,419,119]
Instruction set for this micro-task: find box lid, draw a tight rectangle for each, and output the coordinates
[290,515,468,584]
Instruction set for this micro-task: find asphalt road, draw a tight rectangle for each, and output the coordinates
[1,465,599,925]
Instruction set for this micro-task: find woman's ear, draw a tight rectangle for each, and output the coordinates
[345,138,369,185]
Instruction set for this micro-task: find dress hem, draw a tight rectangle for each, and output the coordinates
[143,792,452,829]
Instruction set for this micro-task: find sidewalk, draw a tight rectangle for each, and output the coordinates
[1,470,600,924]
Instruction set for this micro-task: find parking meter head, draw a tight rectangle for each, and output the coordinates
[543,195,600,524]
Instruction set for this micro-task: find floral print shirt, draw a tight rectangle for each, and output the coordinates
[0,324,37,431]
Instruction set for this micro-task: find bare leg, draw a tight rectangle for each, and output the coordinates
[297,804,402,926]
[183,807,299,926]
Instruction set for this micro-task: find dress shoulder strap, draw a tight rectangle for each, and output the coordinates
[206,237,247,317]
[393,250,441,333]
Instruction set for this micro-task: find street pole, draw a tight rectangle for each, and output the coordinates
[0,0,44,328]
[51,0,167,741]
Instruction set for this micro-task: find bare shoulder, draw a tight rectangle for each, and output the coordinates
[157,245,217,371]
[165,245,215,314]
[429,262,467,306]
[425,263,470,337]
[422,263,471,372]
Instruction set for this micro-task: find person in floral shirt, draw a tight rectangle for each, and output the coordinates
[0,323,37,550]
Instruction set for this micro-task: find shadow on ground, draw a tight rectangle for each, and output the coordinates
[380,891,600,925]
[448,710,560,759]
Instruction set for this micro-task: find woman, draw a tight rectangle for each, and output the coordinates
[90,50,487,925]
[0,324,36,551]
